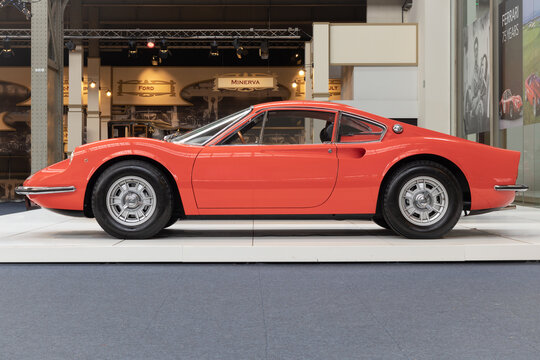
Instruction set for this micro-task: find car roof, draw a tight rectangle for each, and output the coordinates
[252,100,357,112]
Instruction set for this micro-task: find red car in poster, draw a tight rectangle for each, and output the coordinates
[16,101,527,239]
[525,73,540,117]
[499,89,523,119]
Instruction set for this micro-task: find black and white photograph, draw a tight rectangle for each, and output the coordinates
[463,11,491,135]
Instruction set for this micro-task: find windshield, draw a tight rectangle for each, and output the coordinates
[169,107,252,145]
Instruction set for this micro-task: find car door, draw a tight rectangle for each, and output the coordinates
[191,108,339,209]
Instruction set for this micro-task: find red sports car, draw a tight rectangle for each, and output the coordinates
[525,73,540,117]
[16,101,527,239]
[499,89,523,119]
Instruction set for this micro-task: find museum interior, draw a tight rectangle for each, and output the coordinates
[1,1,540,358]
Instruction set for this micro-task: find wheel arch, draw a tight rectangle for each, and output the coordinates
[83,155,184,218]
[376,154,471,216]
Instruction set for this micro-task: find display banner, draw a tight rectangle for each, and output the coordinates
[499,0,523,129]
[216,75,275,91]
[463,11,491,135]
[522,0,540,125]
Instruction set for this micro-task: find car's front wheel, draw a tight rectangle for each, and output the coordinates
[382,161,462,239]
[92,160,173,239]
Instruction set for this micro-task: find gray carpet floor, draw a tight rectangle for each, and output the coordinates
[0,263,539,359]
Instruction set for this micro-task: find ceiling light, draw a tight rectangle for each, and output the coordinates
[158,39,170,60]
[292,82,298,89]
[89,80,97,89]
[147,39,155,49]
[299,69,305,77]
[210,40,219,56]
[105,89,112,97]
[65,40,75,51]
[128,40,137,57]
[259,40,269,60]
[1,38,15,58]
[233,38,247,59]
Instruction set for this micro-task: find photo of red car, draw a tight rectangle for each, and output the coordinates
[499,88,523,119]
[525,73,540,117]
[16,101,527,239]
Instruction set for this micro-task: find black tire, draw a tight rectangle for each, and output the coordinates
[372,216,391,230]
[382,161,462,239]
[164,215,178,229]
[92,160,173,239]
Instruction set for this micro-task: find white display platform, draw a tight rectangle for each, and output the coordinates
[0,206,539,262]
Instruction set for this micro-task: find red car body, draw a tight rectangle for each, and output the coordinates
[525,73,540,115]
[22,100,521,216]
[499,89,523,119]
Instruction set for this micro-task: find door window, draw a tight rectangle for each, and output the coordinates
[338,114,385,143]
[261,110,336,145]
[220,113,265,145]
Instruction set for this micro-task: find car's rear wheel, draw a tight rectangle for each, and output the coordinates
[92,160,173,239]
[382,161,462,239]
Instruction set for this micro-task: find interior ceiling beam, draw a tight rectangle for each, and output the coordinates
[78,0,365,6]
[0,28,303,40]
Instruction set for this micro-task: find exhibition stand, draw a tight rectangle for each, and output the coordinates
[0,205,539,263]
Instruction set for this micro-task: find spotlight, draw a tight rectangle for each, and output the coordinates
[210,40,219,56]
[259,40,269,60]
[105,89,112,97]
[291,49,302,65]
[89,80,97,89]
[1,38,15,58]
[65,40,76,51]
[299,69,305,77]
[151,55,161,66]
[158,39,170,60]
[292,81,298,89]
[147,39,156,48]
[128,40,137,57]
[233,38,247,59]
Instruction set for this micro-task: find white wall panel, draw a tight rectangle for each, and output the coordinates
[329,24,417,66]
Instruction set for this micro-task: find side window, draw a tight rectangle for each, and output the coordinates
[262,110,336,145]
[338,114,385,143]
[220,113,264,145]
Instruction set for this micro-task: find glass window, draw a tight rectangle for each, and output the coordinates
[261,110,336,145]
[220,113,265,145]
[338,114,385,143]
[170,107,251,145]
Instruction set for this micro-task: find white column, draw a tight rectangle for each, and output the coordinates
[366,0,404,23]
[99,66,111,140]
[86,57,100,143]
[304,41,313,100]
[408,0,451,134]
[312,23,330,101]
[67,45,84,153]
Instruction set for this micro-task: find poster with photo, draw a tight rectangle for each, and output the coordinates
[463,11,491,135]
[499,0,523,129]
[522,0,540,125]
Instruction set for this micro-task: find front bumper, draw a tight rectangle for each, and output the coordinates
[15,186,76,195]
[494,184,528,192]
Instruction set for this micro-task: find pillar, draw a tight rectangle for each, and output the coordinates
[86,58,101,142]
[312,23,330,101]
[99,66,112,140]
[67,45,84,153]
[31,0,65,172]
[304,41,313,100]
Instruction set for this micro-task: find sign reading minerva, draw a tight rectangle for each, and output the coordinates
[217,76,275,90]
